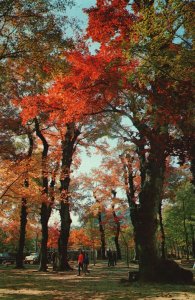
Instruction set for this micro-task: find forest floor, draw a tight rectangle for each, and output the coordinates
[0,260,194,300]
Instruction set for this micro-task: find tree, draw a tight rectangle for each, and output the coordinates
[16,132,34,268]
[111,190,122,259]
[164,181,195,259]
[119,148,141,260]
[34,118,51,271]
[58,123,80,270]
[4,0,76,272]
[68,228,91,249]
[77,153,128,260]
[18,0,193,282]
[93,190,107,259]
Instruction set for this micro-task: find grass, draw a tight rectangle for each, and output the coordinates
[0,261,194,299]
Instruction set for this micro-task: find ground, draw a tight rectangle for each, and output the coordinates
[0,261,194,300]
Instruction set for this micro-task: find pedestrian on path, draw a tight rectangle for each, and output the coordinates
[77,250,84,276]
[83,253,90,274]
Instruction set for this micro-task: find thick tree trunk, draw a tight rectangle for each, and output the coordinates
[58,123,80,271]
[39,175,56,271]
[16,196,27,268]
[16,133,33,269]
[97,211,106,259]
[39,203,49,271]
[112,209,121,259]
[134,145,193,283]
[111,191,122,259]
[136,199,159,281]
[59,202,72,270]
[135,149,166,281]
[159,201,166,259]
[34,118,51,272]
[121,153,139,261]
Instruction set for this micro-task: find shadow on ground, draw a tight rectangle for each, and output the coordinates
[0,261,194,299]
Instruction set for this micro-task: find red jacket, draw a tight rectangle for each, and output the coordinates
[78,253,84,264]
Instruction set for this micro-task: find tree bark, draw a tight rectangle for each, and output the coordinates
[93,190,106,260]
[34,118,51,272]
[97,210,106,259]
[16,188,28,268]
[59,201,72,270]
[111,191,122,260]
[16,133,33,268]
[159,200,166,259]
[120,153,139,260]
[113,216,122,260]
[135,145,166,281]
[58,123,80,271]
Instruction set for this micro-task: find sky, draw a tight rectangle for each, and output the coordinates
[68,0,95,18]
[66,0,99,53]
[67,0,96,31]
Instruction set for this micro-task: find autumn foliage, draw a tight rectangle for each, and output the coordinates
[0,0,194,283]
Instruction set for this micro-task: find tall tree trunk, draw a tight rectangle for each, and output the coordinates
[39,202,49,271]
[120,153,139,260]
[111,190,121,259]
[159,200,166,259]
[59,201,72,270]
[135,145,192,283]
[113,213,121,260]
[135,146,166,281]
[39,176,56,271]
[16,133,33,268]
[16,189,28,268]
[93,190,106,260]
[58,123,80,271]
[97,210,106,259]
[34,118,51,272]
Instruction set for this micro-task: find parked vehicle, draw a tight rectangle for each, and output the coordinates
[24,253,39,264]
[0,253,16,264]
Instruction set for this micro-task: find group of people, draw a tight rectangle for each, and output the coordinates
[107,249,117,267]
[77,250,90,276]
[51,248,118,274]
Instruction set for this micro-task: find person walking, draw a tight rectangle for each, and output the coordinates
[107,249,113,267]
[113,251,117,266]
[77,250,84,276]
[83,253,90,274]
[52,251,58,271]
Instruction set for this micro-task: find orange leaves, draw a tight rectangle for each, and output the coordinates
[68,228,92,248]
[19,95,41,125]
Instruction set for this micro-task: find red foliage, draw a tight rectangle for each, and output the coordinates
[48,224,60,248]
[84,0,134,43]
